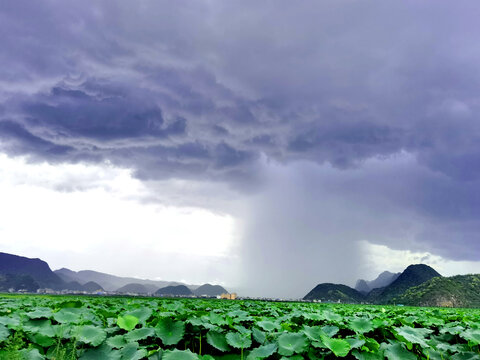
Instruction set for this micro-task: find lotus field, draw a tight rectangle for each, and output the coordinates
[0,295,480,359]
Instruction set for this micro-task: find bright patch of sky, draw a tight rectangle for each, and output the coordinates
[361,241,480,281]
[0,153,238,285]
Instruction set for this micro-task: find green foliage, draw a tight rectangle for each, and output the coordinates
[54,308,82,324]
[0,324,10,342]
[163,349,199,360]
[251,328,266,345]
[394,274,480,308]
[246,343,277,359]
[277,333,307,356]
[105,334,126,348]
[0,294,478,359]
[383,342,416,360]
[256,320,279,332]
[226,331,252,349]
[395,326,432,347]
[75,325,107,346]
[321,335,351,357]
[349,317,374,334]
[124,327,154,342]
[155,317,185,345]
[116,314,139,331]
[206,330,230,352]
[460,328,480,345]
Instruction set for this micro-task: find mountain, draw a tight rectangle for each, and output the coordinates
[0,252,218,295]
[54,268,186,291]
[61,280,105,292]
[63,281,85,291]
[303,283,366,303]
[0,274,39,292]
[142,284,163,293]
[369,271,400,290]
[155,285,193,296]
[193,284,228,296]
[0,252,65,289]
[54,268,83,284]
[354,279,370,295]
[355,271,400,294]
[368,264,441,303]
[81,281,104,292]
[393,275,480,308]
[305,264,442,304]
[116,283,150,294]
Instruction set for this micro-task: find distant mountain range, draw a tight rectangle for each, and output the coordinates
[115,283,229,297]
[3,251,479,307]
[0,252,227,296]
[116,283,152,294]
[355,271,400,294]
[304,264,449,306]
[54,268,185,292]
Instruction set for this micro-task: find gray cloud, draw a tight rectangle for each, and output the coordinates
[0,121,73,159]
[23,87,185,140]
[1,0,480,292]
[239,156,480,297]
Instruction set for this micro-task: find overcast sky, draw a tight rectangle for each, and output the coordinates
[1,1,480,298]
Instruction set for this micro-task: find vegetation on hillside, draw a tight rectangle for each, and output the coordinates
[393,274,480,308]
[193,284,228,297]
[303,283,365,303]
[155,285,193,296]
[0,253,64,289]
[0,274,39,292]
[367,264,441,304]
[305,264,447,306]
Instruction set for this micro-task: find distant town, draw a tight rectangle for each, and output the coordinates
[30,287,239,300]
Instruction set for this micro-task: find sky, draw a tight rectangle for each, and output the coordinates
[1,1,480,298]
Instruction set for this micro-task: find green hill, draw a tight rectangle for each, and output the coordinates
[368,264,441,304]
[193,284,227,296]
[305,264,443,305]
[0,252,65,289]
[116,283,149,294]
[155,285,193,297]
[82,281,104,292]
[303,283,366,303]
[393,274,480,307]
[0,274,39,292]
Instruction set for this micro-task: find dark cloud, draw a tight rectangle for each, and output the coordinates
[211,125,229,137]
[0,120,73,158]
[1,0,480,280]
[239,157,480,297]
[288,120,406,168]
[245,134,276,148]
[213,143,255,169]
[22,87,183,140]
[2,1,479,179]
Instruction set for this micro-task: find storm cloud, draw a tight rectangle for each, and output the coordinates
[1,1,480,296]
